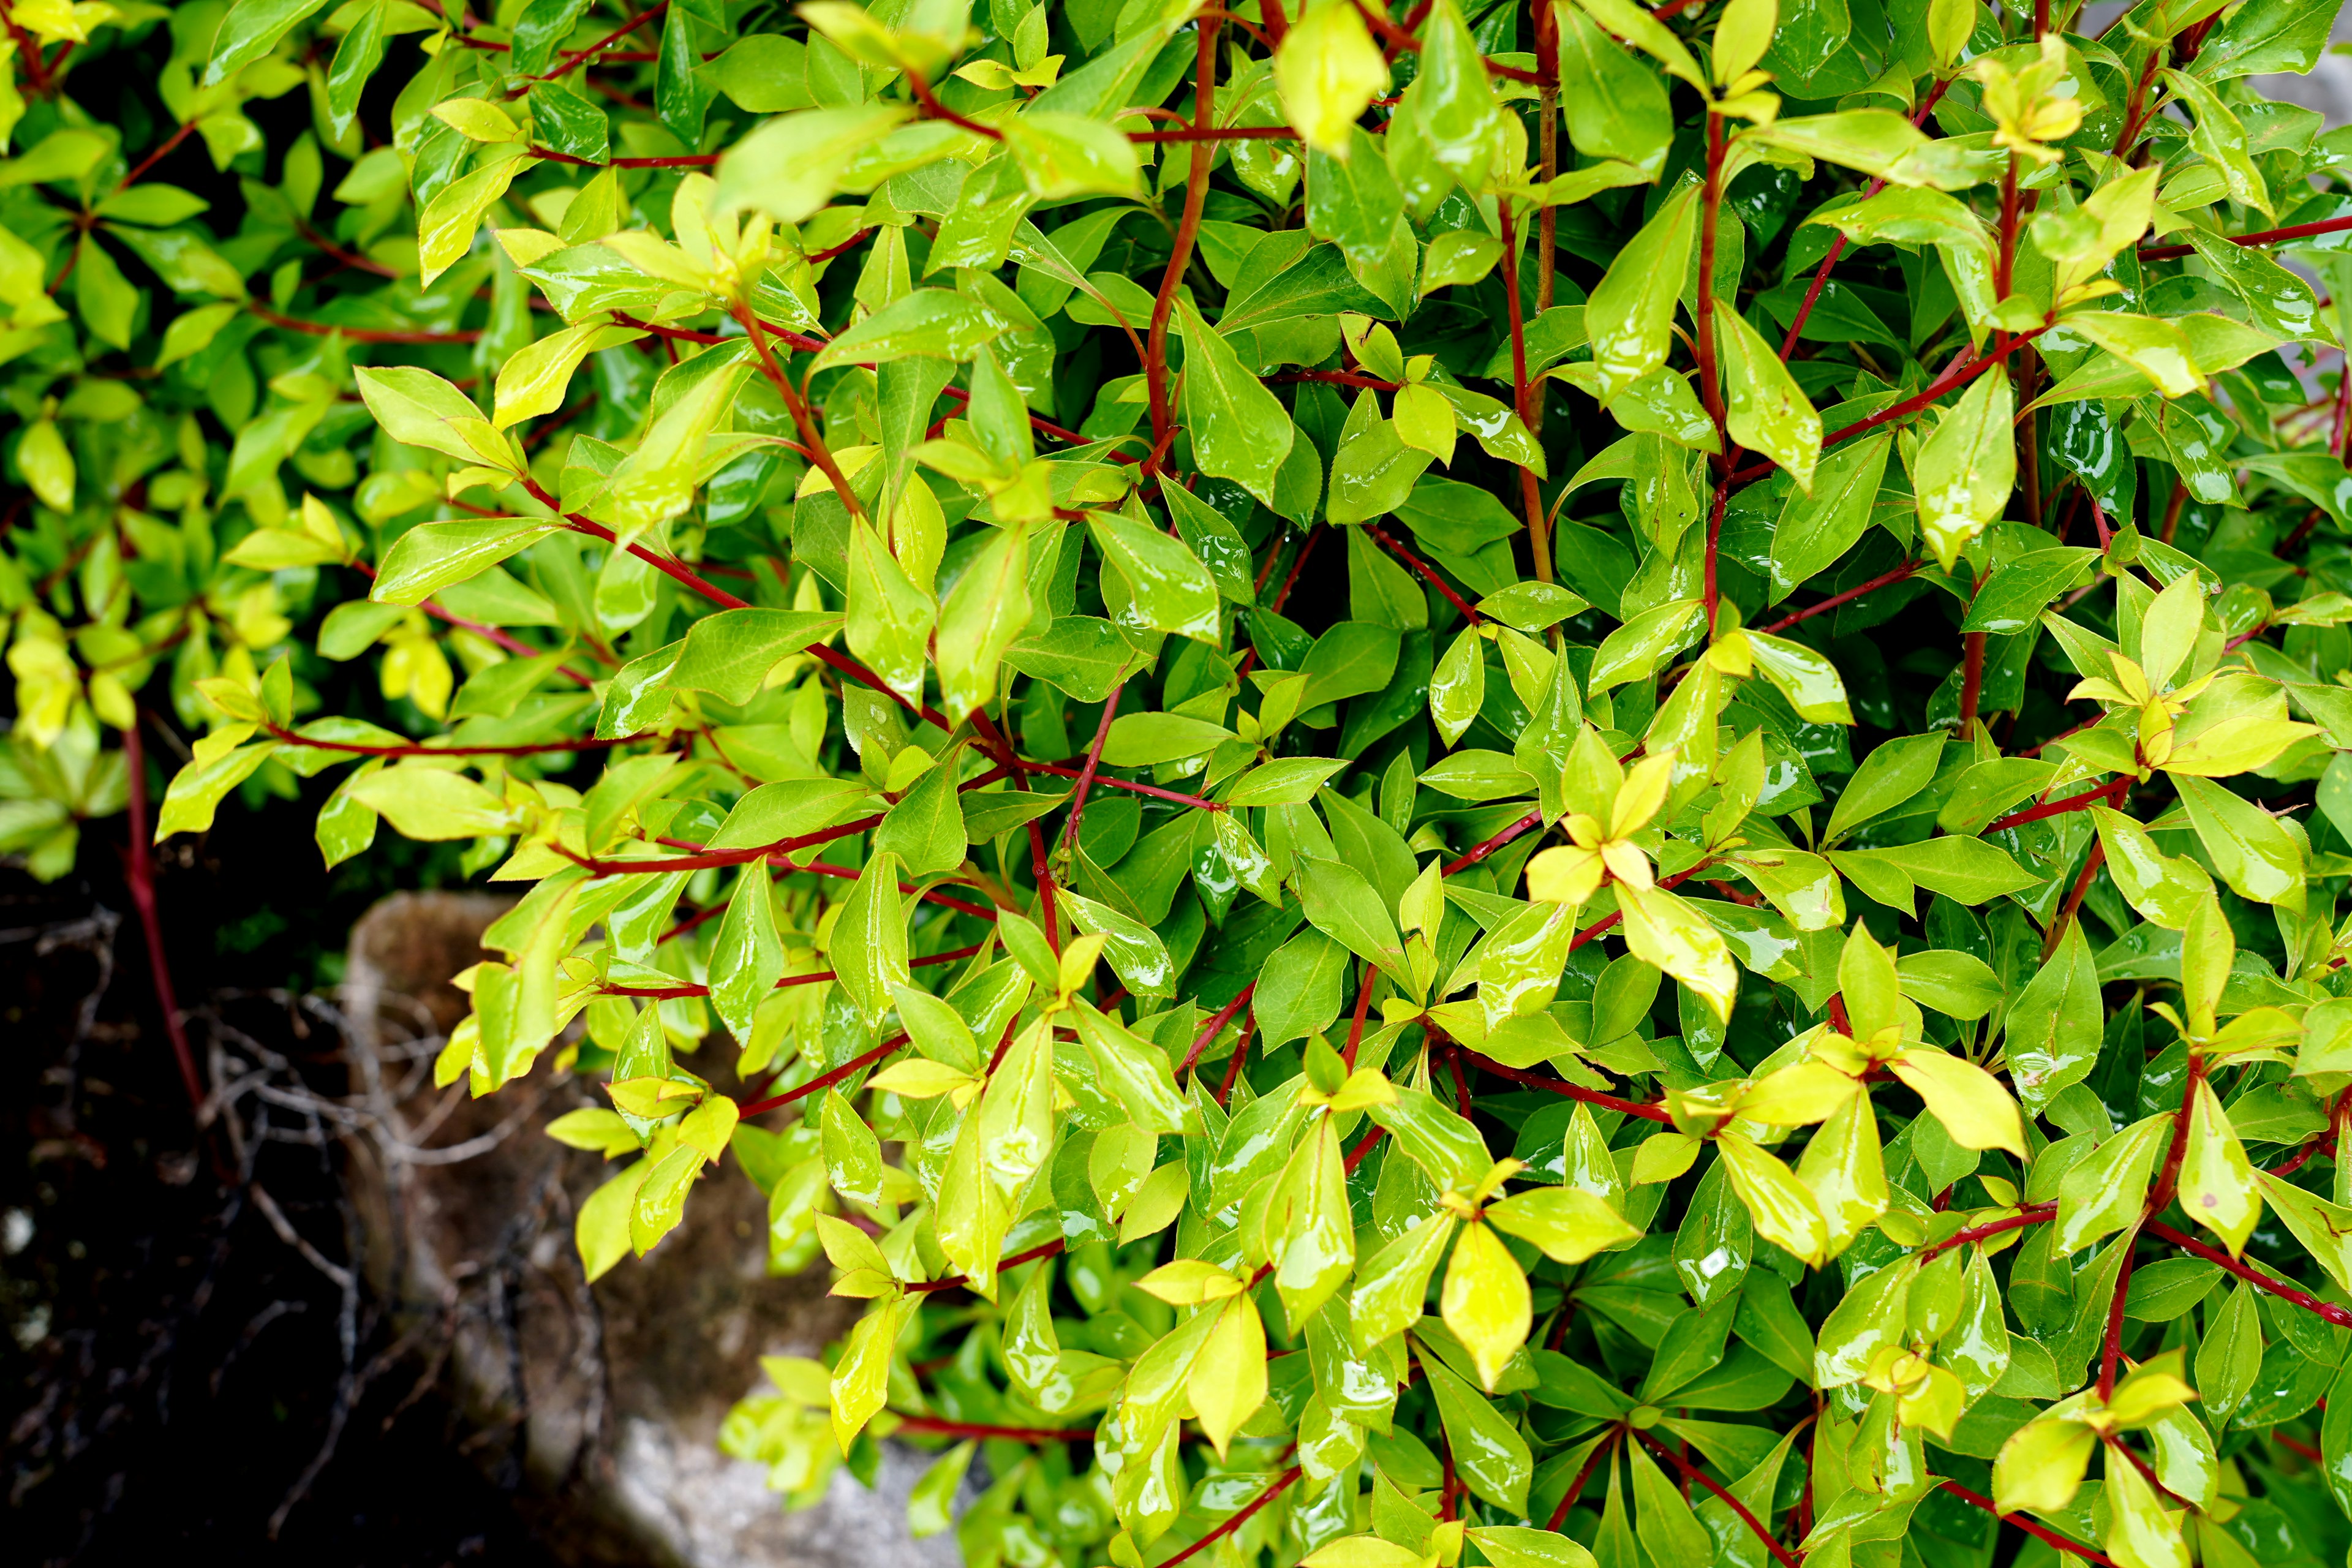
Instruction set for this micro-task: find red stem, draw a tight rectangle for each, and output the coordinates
[1060,680,1126,859]
[2141,214,2352,262]
[1365,524,1481,624]
[1455,1050,1673,1124]
[1140,16,1221,475]
[906,1237,1068,1295]
[118,120,196,191]
[1729,331,2046,485]
[737,1032,908,1116]
[529,2,668,85]
[1756,559,1919,635]
[250,303,480,345]
[1442,810,1544,874]
[890,1414,1093,1443]
[1180,984,1256,1076]
[1918,1202,2056,1262]
[1151,1468,1301,1568]
[2097,1226,2137,1403]
[121,722,205,1117]
[1981,775,2129,834]
[1635,1431,1798,1568]
[1496,203,1553,585]
[1547,1431,1618,1529]
[1937,1481,2119,1567]
[1957,631,1987,732]
[532,146,719,168]
[2144,1220,2352,1329]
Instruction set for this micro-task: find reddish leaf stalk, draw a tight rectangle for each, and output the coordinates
[1956,631,1987,732]
[1731,331,2046,486]
[1342,966,1375,1069]
[2142,214,2352,262]
[2097,1226,2138,1404]
[1059,679,1126,859]
[2148,1221,2352,1327]
[1776,80,1953,359]
[2043,842,2105,962]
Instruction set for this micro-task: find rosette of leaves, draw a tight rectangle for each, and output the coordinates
[26,0,2352,1566]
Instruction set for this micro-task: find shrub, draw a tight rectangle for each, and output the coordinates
[15,0,2352,1565]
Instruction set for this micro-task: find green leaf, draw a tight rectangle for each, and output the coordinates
[831,850,911,1020]
[1424,1356,1533,1513]
[1175,295,1295,504]
[205,0,334,86]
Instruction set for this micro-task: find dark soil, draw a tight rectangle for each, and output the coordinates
[0,800,561,1566]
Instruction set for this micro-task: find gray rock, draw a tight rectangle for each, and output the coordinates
[337,891,959,1568]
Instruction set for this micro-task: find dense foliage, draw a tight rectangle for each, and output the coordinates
[18,0,2352,1566]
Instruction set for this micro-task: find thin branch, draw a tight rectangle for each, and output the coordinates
[121,721,205,1116]
[906,1237,1069,1294]
[890,1414,1093,1442]
[737,1032,908,1116]
[1982,775,2130,835]
[1634,1430,1798,1568]
[1918,1202,2056,1262]
[2145,1219,2352,1328]
[1937,1480,2119,1567]
[1756,559,1920,634]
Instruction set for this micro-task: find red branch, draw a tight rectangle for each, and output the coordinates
[1366,524,1482,625]
[1635,1430,1798,1568]
[1982,775,2130,835]
[1457,1050,1673,1125]
[906,1237,1069,1294]
[1937,1481,2119,1567]
[1730,331,2046,486]
[2146,1219,2352,1328]
[737,1032,908,1117]
[2140,214,2352,262]
[1152,1467,1302,1568]
[251,304,480,345]
[1755,559,1920,635]
[121,722,204,1116]
[1180,984,1256,1076]
[1442,810,1544,874]
[1548,1430,1619,1529]
[1918,1203,2056,1262]
[890,1414,1093,1443]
